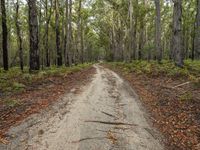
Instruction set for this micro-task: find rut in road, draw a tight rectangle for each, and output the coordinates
[0,65,164,150]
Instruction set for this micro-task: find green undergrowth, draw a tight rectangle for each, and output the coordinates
[0,63,93,96]
[106,60,200,85]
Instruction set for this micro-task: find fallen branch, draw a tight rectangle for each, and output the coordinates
[172,82,190,89]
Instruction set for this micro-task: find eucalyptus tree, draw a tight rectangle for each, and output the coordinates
[28,0,40,71]
[15,0,23,71]
[154,0,162,62]
[44,0,53,67]
[76,0,84,64]
[129,0,135,61]
[194,0,200,58]
[1,0,9,70]
[55,0,62,66]
[172,0,184,67]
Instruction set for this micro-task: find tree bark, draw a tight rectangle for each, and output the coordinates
[28,0,40,71]
[64,0,69,66]
[66,0,72,66]
[172,0,184,67]
[138,0,146,60]
[55,0,62,66]
[77,0,84,64]
[129,0,136,61]
[15,0,23,71]
[1,0,9,70]
[194,0,200,58]
[44,0,52,67]
[154,0,162,62]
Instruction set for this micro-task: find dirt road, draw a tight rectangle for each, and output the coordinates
[0,65,164,150]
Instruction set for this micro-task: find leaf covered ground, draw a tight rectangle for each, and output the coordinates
[104,60,200,150]
[0,64,95,143]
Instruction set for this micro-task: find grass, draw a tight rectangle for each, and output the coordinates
[106,60,200,78]
[106,60,200,87]
[180,92,193,101]
[0,63,93,96]
[3,99,20,107]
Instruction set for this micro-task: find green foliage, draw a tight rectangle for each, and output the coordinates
[13,82,26,91]
[0,63,93,95]
[3,99,20,107]
[107,60,200,79]
[180,92,193,101]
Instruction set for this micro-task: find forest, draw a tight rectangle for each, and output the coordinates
[0,0,200,70]
[0,0,200,150]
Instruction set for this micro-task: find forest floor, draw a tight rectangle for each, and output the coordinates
[0,64,95,143]
[104,61,200,150]
[0,64,164,150]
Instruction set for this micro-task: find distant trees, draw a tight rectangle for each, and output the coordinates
[91,0,200,66]
[1,0,8,70]
[1,0,200,70]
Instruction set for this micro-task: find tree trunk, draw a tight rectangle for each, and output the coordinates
[1,0,9,70]
[133,0,138,59]
[194,0,200,58]
[154,0,162,63]
[28,0,40,71]
[77,0,84,64]
[172,0,183,67]
[44,0,52,67]
[64,0,69,66]
[129,0,136,61]
[15,0,23,71]
[80,18,84,63]
[55,0,62,66]
[66,0,72,66]
[138,0,146,60]
[138,23,144,60]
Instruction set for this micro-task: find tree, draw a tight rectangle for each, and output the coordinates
[44,0,53,67]
[194,0,200,58]
[67,0,73,66]
[77,0,84,64]
[55,0,62,66]
[64,0,69,66]
[28,0,40,71]
[129,0,135,61]
[15,0,23,71]
[172,0,184,67]
[1,0,9,70]
[154,0,162,62]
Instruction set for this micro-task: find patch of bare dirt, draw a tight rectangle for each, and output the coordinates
[105,64,200,150]
[0,67,95,142]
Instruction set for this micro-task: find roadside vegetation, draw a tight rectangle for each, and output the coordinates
[105,60,200,150]
[107,60,200,79]
[0,63,93,97]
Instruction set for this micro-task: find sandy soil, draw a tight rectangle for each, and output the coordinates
[0,65,164,150]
